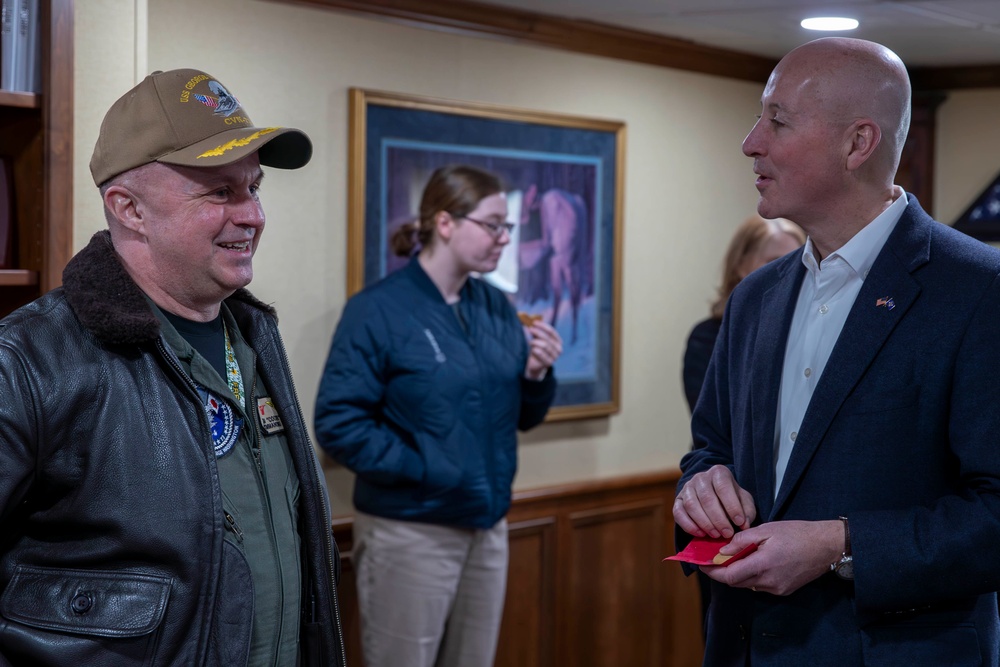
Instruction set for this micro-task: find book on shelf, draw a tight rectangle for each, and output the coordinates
[1,0,39,93]
[0,155,12,269]
[0,0,15,91]
[21,0,38,92]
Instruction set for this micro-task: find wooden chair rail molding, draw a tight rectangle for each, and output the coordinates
[272,0,1000,91]
[331,469,705,667]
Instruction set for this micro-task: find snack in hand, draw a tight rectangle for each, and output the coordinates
[518,312,542,327]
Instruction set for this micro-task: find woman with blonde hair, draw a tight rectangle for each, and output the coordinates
[683,215,805,411]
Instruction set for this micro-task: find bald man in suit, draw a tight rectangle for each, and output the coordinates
[674,37,1000,666]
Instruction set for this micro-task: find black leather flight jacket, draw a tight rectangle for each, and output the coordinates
[0,231,346,666]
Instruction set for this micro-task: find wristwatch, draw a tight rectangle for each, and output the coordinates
[830,516,854,580]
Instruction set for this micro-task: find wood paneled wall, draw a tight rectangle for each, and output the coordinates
[331,470,704,667]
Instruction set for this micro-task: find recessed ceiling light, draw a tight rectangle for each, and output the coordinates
[801,17,859,31]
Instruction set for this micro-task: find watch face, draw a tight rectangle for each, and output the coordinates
[835,557,854,580]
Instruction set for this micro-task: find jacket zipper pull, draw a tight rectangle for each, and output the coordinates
[224,511,244,542]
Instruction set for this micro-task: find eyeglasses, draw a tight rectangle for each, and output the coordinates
[464,215,515,238]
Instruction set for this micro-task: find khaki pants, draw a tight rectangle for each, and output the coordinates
[352,511,509,667]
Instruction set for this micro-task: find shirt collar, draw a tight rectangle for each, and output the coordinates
[801,188,908,279]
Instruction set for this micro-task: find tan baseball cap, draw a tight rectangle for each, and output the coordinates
[90,68,312,186]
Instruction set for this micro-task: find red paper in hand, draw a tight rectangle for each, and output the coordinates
[663,535,757,566]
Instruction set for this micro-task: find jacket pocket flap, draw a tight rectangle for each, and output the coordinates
[0,565,172,638]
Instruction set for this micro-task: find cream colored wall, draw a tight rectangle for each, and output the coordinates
[73,1,144,249]
[934,90,1000,224]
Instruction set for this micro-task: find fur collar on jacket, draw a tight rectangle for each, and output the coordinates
[63,230,275,346]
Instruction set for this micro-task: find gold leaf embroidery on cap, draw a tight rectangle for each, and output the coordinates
[197,127,280,159]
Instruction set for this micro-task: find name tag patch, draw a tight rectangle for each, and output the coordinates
[257,397,285,435]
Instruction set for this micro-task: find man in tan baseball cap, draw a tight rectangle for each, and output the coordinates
[0,69,346,666]
[91,68,312,185]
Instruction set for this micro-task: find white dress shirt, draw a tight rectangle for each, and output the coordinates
[773,191,909,497]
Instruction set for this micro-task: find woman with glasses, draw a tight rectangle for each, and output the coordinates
[315,164,562,667]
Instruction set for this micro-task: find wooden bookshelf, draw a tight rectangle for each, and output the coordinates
[0,269,38,286]
[0,90,40,109]
[0,0,73,318]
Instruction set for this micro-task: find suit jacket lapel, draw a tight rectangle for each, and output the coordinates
[751,258,805,520]
[770,202,932,518]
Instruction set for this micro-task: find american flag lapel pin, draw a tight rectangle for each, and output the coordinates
[876,296,895,310]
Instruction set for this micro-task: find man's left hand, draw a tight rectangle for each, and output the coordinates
[700,519,844,596]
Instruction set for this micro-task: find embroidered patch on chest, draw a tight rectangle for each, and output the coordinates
[257,397,285,435]
[197,386,242,457]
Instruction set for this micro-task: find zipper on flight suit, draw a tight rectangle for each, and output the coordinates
[224,511,244,543]
[248,369,263,474]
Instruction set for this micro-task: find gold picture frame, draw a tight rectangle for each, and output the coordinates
[348,88,624,421]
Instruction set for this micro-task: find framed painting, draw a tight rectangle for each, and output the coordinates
[347,89,624,421]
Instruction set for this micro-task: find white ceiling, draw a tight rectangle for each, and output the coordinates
[465,0,1000,67]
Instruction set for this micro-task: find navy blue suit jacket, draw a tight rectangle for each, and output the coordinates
[680,198,1000,666]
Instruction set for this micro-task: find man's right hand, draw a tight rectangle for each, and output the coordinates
[673,465,757,539]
